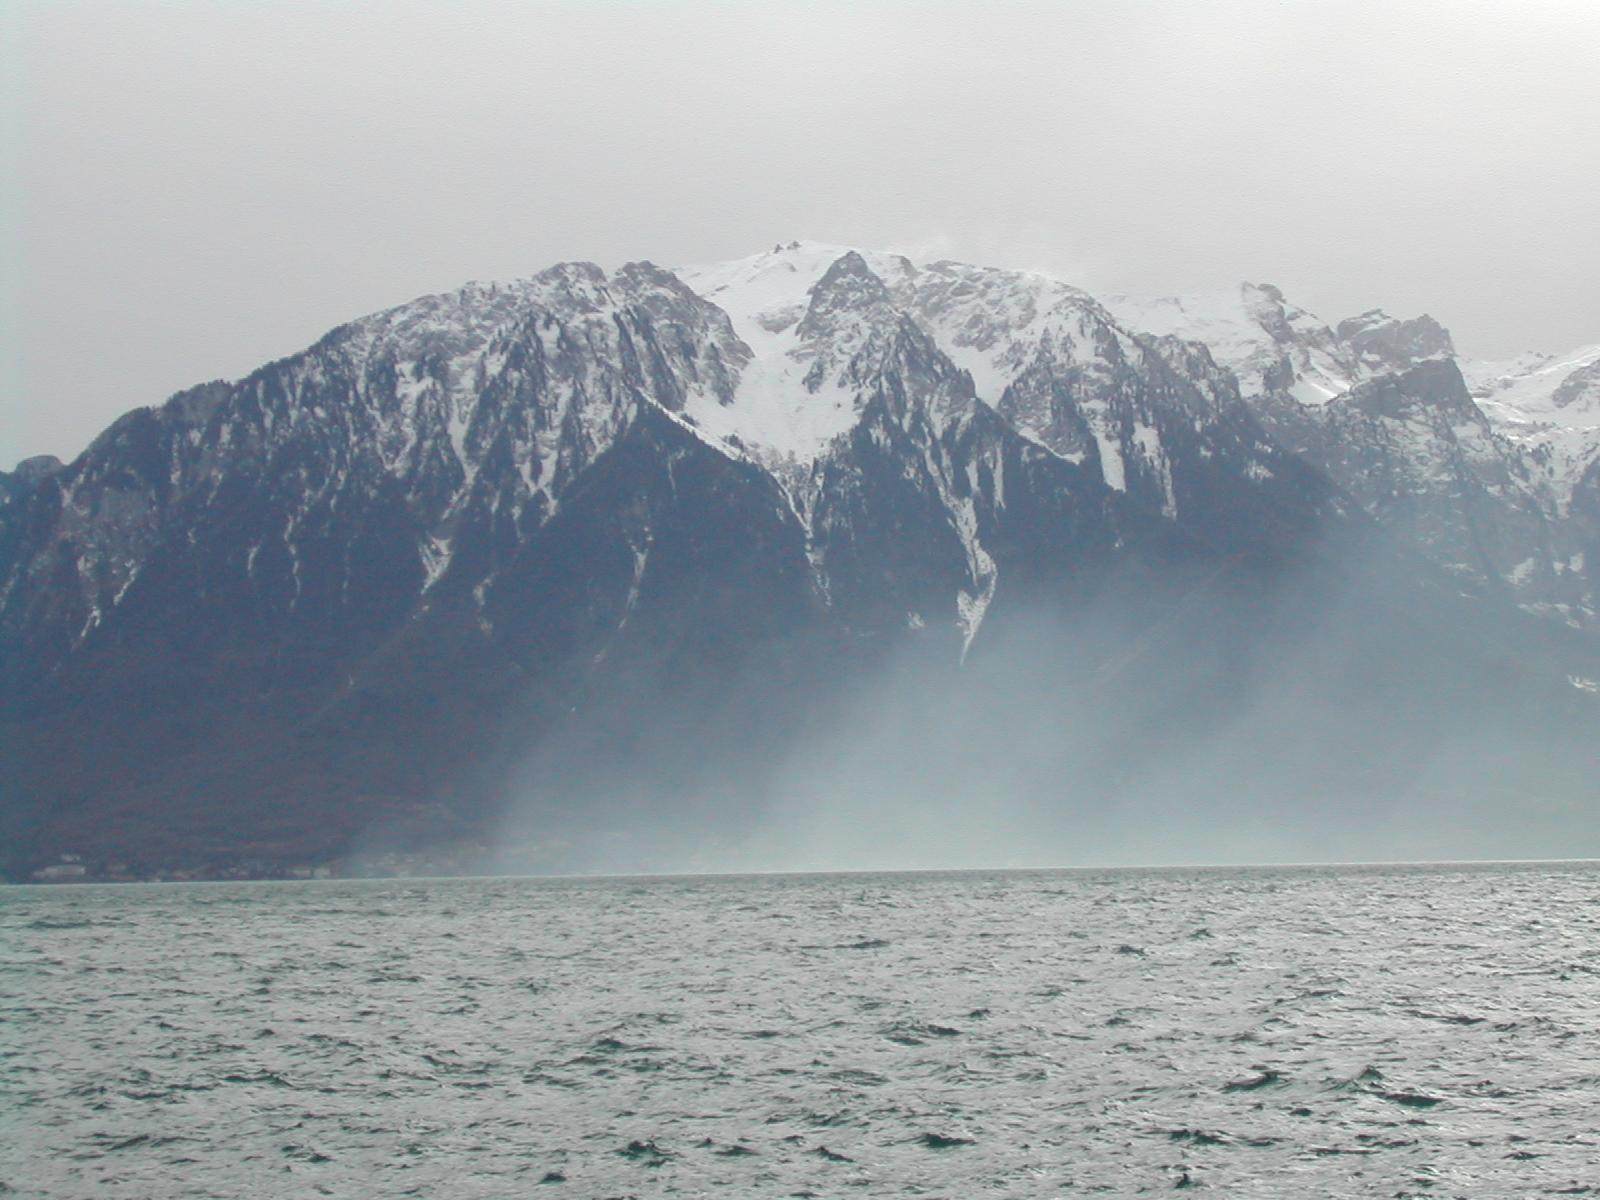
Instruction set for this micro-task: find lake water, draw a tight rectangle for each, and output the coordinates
[4,863,1600,1197]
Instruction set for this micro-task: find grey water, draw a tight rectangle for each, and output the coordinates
[4,863,1600,1198]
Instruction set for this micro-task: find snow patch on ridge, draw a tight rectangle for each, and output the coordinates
[952,496,998,662]
[1465,344,1600,505]
[1103,285,1358,404]
[677,242,920,469]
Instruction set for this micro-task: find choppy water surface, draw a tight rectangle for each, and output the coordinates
[4,863,1600,1197]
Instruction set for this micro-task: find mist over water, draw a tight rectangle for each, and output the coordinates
[478,531,1600,878]
[8,864,1600,1198]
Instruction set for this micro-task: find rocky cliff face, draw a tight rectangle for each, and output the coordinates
[1105,283,1599,626]
[3,243,1595,876]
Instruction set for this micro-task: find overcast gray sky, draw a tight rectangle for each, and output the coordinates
[4,0,1598,466]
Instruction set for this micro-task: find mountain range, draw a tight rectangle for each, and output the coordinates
[3,242,1596,878]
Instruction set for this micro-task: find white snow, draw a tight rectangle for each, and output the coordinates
[950,492,998,662]
[420,534,453,590]
[1465,343,1600,506]
[912,267,1096,407]
[1093,425,1125,492]
[1103,285,1358,404]
[680,359,859,467]
[678,244,1200,504]
[682,244,1044,649]
[677,242,913,468]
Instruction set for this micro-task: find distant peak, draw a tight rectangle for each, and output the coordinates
[810,251,890,298]
[525,260,613,311]
[797,254,897,344]
[534,260,606,284]
[1337,310,1455,367]
[614,259,690,292]
[8,454,64,482]
[1337,307,1395,332]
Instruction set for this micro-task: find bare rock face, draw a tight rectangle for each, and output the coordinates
[1274,360,1556,599]
[5,456,65,488]
[1552,358,1600,411]
[1335,310,1456,374]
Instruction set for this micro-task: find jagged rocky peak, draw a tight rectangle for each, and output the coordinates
[0,454,65,512]
[682,247,1326,528]
[1105,283,1459,409]
[796,256,981,441]
[795,253,898,355]
[1301,353,1559,601]
[0,254,772,665]
[322,258,736,378]
[7,455,65,486]
[1552,358,1600,411]
[11,239,1598,648]
[1098,274,1599,619]
[801,249,894,312]
[902,261,1117,406]
[679,240,918,330]
[669,243,950,471]
[522,260,612,312]
[612,258,704,304]
[601,260,752,408]
[326,257,753,434]
[1102,282,1356,405]
[1244,283,1354,373]
[324,271,562,369]
[1335,356,1477,420]
[1241,281,1322,338]
[1335,309,1455,373]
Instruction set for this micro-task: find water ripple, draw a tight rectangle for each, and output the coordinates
[4,862,1600,1196]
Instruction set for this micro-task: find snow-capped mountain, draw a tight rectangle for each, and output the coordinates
[1104,283,1598,624]
[682,244,1342,549]
[2,242,1595,877]
[1466,344,1600,510]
